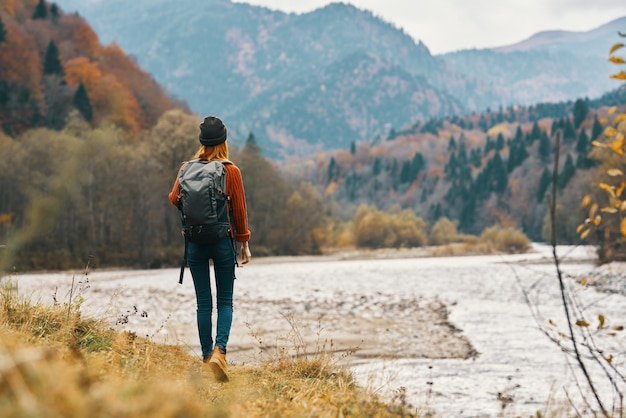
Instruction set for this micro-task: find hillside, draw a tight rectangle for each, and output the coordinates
[50,0,488,154]
[442,17,626,107]
[0,0,181,136]
[51,0,623,157]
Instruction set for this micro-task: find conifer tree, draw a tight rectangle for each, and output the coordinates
[50,4,60,19]
[490,152,508,194]
[447,135,457,151]
[591,116,603,141]
[32,0,48,19]
[495,133,505,151]
[573,98,589,129]
[372,157,381,176]
[558,154,576,189]
[73,82,93,122]
[536,168,551,202]
[530,122,541,143]
[576,130,591,168]
[562,119,576,144]
[245,132,260,153]
[0,15,6,43]
[538,133,551,162]
[43,40,64,77]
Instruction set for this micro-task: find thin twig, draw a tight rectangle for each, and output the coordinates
[550,130,608,417]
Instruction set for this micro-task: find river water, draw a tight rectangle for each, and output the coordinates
[9,244,626,417]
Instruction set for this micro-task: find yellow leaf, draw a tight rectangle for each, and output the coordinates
[598,314,605,329]
[576,224,586,233]
[605,126,618,137]
[581,195,593,208]
[615,114,626,125]
[593,215,602,226]
[601,207,618,213]
[608,168,624,176]
[590,202,600,218]
[618,181,626,198]
[610,43,625,54]
[621,201,626,212]
[606,354,613,363]
[609,138,625,156]
[611,71,626,81]
[609,56,626,65]
[580,228,591,240]
[576,320,589,327]
[600,117,609,125]
[621,218,626,237]
[609,106,618,116]
[581,278,588,286]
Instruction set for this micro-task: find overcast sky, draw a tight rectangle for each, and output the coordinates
[235,0,626,54]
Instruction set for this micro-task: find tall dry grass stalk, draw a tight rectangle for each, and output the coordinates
[0,277,417,417]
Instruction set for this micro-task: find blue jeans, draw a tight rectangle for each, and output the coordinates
[186,237,236,358]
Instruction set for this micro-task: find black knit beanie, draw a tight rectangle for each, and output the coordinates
[199,116,227,146]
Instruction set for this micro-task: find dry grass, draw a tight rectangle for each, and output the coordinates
[0,279,418,418]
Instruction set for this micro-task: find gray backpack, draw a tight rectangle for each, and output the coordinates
[178,159,232,243]
[177,159,232,283]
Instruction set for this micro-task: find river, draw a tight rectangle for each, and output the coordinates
[9,244,626,417]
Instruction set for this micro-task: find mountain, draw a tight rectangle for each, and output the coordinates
[51,0,624,156]
[494,16,626,54]
[442,17,626,107]
[49,0,484,155]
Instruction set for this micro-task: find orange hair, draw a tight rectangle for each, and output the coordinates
[193,141,230,162]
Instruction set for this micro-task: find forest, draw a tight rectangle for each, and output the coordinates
[1,0,626,271]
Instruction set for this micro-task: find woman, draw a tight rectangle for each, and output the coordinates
[169,116,251,381]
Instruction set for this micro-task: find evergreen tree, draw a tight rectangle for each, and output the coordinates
[550,119,559,136]
[43,40,64,76]
[245,132,260,153]
[411,153,425,174]
[73,82,93,121]
[484,136,493,155]
[490,152,508,194]
[457,142,468,165]
[591,116,603,141]
[350,141,356,155]
[327,157,337,182]
[50,4,60,19]
[495,133,505,151]
[576,130,592,168]
[372,157,381,176]
[471,148,481,168]
[562,119,576,144]
[444,153,457,179]
[0,15,6,44]
[536,168,551,202]
[400,160,412,184]
[32,0,48,19]
[573,98,589,129]
[558,154,576,189]
[538,133,551,162]
[448,135,457,151]
[530,122,541,143]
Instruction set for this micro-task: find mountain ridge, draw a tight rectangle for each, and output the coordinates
[51,0,625,156]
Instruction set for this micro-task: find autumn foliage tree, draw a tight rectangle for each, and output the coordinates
[0,1,180,137]
[577,33,626,262]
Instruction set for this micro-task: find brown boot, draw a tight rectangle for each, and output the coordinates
[208,346,229,382]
